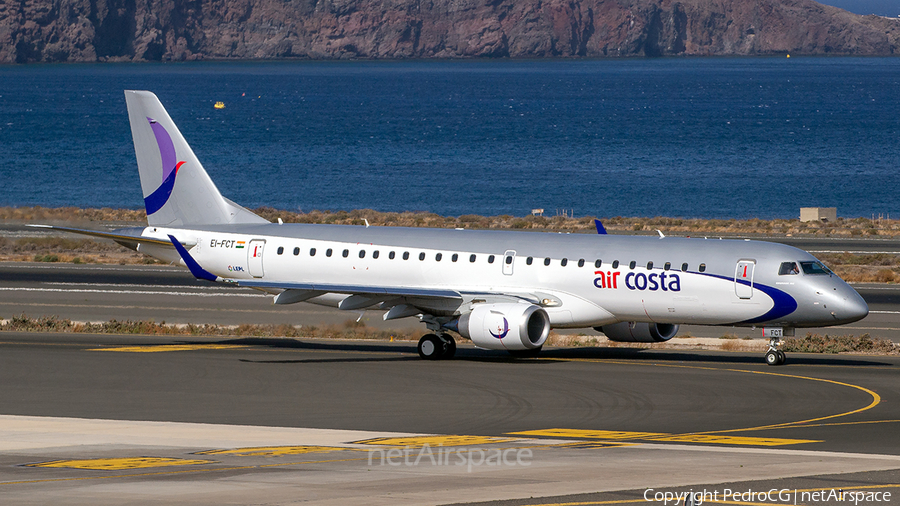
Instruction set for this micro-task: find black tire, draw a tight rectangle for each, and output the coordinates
[508,347,542,359]
[765,350,779,366]
[418,334,444,360]
[776,350,786,365]
[440,335,456,360]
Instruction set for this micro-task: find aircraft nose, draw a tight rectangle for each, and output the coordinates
[835,286,868,324]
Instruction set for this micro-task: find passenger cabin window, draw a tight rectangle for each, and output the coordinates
[612,260,619,269]
[359,250,366,259]
[293,247,300,256]
[403,252,410,260]
[664,262,671,271]
[681,263,688,272]
[629,261,636,269]
[389,251,395,259]
[647,261,653,270]
[419,252,426,261]
[505,255,513,265]
[526,257,533,265]
[373,251,379,259]
[578,259,585,267]
[310,248,316,256]
[800,261,831,275]
[488,255,495,264]
[779,262,800,275]
[543,257,551,266]
[277,247,284,255]
[699,263,707,273]
[561,258,568,267]
[595,260,602,268]
[469,254,477,263]
[326,249,333,257]
[436,253,442,261]
[452,253,458,262]
[342,249,349,258]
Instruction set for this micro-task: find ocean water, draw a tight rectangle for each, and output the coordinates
[1,58,898,220]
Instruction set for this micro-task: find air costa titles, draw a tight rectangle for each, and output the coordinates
[594,270,682,292]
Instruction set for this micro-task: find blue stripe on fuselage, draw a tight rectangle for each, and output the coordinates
[697,272,798,324]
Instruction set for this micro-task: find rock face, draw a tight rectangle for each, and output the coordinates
[1,0,899,63]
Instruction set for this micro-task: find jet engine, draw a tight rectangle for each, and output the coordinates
[453,304,550,351]
[596,322,679,343]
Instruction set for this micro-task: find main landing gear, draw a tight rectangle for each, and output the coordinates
[417,333,456,360]
[764,337,786,366]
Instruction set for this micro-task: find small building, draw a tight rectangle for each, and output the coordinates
[800,207,837,223]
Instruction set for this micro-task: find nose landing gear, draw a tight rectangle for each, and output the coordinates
[764,337,786,366]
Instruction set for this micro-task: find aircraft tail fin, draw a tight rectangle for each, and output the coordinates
[124,90,268,227]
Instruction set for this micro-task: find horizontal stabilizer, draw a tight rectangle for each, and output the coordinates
[27,224,183,247]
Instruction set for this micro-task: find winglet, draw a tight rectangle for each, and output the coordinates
[168,235,218,282]
[594,219,608,235]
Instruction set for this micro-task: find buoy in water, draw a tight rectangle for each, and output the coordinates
[214,101,225,109]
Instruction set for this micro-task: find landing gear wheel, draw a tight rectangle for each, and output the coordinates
[508,347,542,359]
[418,334,444,360]
[765,336,786,366]
[439,335,456,360]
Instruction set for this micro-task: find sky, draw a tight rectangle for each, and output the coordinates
[816,0,900,16]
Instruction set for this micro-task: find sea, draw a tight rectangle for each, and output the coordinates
[1,57,898,220]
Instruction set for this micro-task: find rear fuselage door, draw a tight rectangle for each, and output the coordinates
[734,259,755,299]
[248,239,266,277]
[503,250,516,275]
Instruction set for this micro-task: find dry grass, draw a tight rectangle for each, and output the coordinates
[782,333,898,354]
[2,315,896,355]
[0,314,421,341]
[5,206,900,236]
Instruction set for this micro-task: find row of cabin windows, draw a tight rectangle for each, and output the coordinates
[274,246,706,272]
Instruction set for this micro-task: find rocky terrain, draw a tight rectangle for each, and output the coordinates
[1,0,898,63]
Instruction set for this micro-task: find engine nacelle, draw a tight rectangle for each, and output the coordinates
[455,304,550,351]
[596,322,679,343]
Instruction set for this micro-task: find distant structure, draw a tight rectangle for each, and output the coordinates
[800,207,837,223]
[531,208,544,216]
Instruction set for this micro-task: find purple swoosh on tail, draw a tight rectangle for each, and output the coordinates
[147,117,178,182]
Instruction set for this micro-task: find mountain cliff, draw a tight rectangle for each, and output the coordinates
[2,0,898,63]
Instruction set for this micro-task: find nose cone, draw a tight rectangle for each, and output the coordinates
[834,285,869,324]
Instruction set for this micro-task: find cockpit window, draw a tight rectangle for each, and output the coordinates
[779,262,800,275]
[800,261,831,275]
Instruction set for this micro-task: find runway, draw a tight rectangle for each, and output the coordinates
[0,331,899,504]
[1,260,900,503]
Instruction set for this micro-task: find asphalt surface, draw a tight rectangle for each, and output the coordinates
[0,332,899,504]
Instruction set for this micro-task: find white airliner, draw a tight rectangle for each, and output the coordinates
[36,91,869,365]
